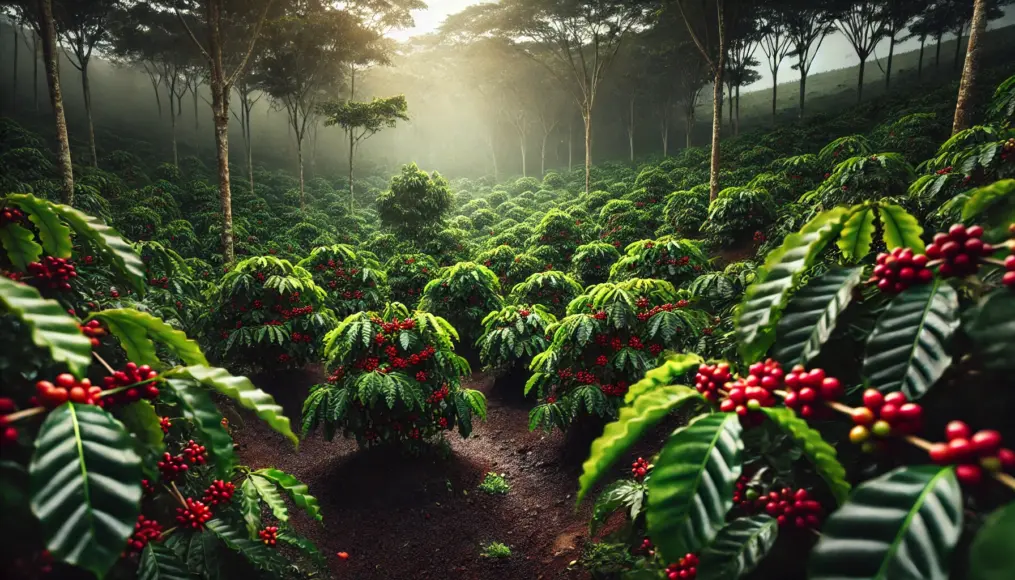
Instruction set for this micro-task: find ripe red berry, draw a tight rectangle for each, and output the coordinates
[945,420,971,441]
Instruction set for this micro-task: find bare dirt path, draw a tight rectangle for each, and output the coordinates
[231,367,597,580]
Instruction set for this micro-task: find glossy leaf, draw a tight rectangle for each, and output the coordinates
[808,466,963,580]
[89,309,208,368]
[762,408,850,505]
[0,276,92,377]
[116,401,165,450]
[591,479,646,535]
[184,531,221,580]
[624,353,703,404]
[164,378,234,476]
[698,515,779,580]
[772,267,863,367]
[0,222,42,270]
[863,281,958,399]
[577,385,703,505]
[736,207,850,363]
[48,201,147,293]
[5,192,72,257]
[206,518,291,576]
[837,207,876,263]
[647,413,743,562]
[878,204,925,252]
[969,501,1015,580]
[139,543,190,580]
[249,474,289,522]
[30,403,143,578]
[166,366,296,447]
[240,479,262,539]
[964,290,1015,371]
[254,468,323,523]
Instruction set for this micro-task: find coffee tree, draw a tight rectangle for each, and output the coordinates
[574,181,1015,579]
[301,303,486,449]
[297,244,386,317]
[0,195,324,578]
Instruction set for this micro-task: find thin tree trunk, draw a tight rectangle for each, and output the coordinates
[727,85,733,132]
[348,130,355,211]
[935,35,942,69]
[488,135,499,181]
[735,84,741,135]
[628,96,635,163]
[81,66,97,167]
[953,0,988,134]
[297,138,305,211]
[33,34,39,111]
[520,134,527,177]
[856,57,866,104]
[567,123,572,172]
[685,111,693,149]
[661,117,669,157]
[541,132,549,176]
[953,24,965,71]
[11,25,18,112]
[799,70,808,118]
[148,71,163,119]
[193,87,199,130]
[583,108,592,193]
[771,68,778,122]
[169,83,179,166]
[708,70,723,201]
[245,101,254,194]
[208,1,234,264]
[885,36,895,90]
[38,0,73,205]
[918,37,925,80]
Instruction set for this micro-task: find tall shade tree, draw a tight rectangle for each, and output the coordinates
[757,2,793,122]
[878,0,927,91]
[231,64,264,194]
[333,0,425,99]
[319,94,409,209]
[257,4,375,210]
[783,0,836,118]
[170,0,274,264]
[833,0,888,104]
[54,0,117,168]
[670,0,747,200]
[724,16,761,136]
[8,0,74,203]
[443,0,649,193]
[952,0,988,133]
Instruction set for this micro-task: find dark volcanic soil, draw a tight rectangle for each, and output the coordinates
[231,367,600,580]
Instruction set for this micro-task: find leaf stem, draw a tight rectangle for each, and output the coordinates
[167,482,189,508]
[91,351,115,374]
[980,257,1008,268]
[3,405,46,423]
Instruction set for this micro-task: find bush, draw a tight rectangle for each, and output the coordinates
[419,262,504,344]
[633,167,674,200]
[298,245,386,318]
[662,190,709,237]
[385,253,438,306]
[610,237,711,288]
[477,303,557,373]
[476,245,519,287]
[509,270,583,317]
[571,242,621,286]
[204,256,335,369]
[701,186,777,243]
[302,303,486,448]
[529,209,587,265]
[527,279,708,431]
[809,152,914,207]
[421,227,473,266]
[376,163,454,242]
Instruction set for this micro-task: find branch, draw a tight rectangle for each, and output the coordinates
[174,9,212,65]
[225,0,275,88]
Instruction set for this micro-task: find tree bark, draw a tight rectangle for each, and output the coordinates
[918,37,925,80]
[856,57,866,104]
[193,86,200,130]
[540,131,549,176]
[953,0,988,134]
[727,84,733,133]
[33,33,39,111]
[11,25,18,113]
[297,138,305,211]
[628,96,635,163]
[708,69,723,201]
[771,68,778,122]
[169,81,179,166]
[661,117,669,157]
[37,0,73,205]
[735,84,741,136]
[685,111,693,149]
[245,100,254,194]
[583,107,592,193]
[348,130,355,211]
[935,35,942,69]
[519,135,527,177]
[80,67,97,167]
[208,1,234,264]
[799,70,808,118]
[885,36,895,90]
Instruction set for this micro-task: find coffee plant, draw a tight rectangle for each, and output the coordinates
[476,304,557,372]
[573,183,1015,579]
[201,256,336,369]
[0,198,324,578]
[526,278,710,432]
[419,261,504,345]
[385,252,438,307]
[297,244,386,317]
[301,303,486,449]
[571,242,621,286]
[509,270,583,317]
[610,237,711,288]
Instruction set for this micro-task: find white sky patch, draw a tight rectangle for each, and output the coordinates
[386,0,482,41]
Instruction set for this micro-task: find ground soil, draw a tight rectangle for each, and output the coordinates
[231,366,609,580]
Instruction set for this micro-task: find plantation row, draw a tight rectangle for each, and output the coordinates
[3,69,1015,578]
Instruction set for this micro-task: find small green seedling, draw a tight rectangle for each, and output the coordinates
[478,472,510,495]
[481,541,512,559]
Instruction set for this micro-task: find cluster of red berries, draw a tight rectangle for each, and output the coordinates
[929,421,1015,485]
[415,370,428,382]
[35,374,102,408]
[783,366,843,419]
[574,370,597,385]
[935,165,954,175]
[182,440,208,465]
[0,206,24,224]
[871,248,934,294]
[628,337,644,350]
[259,526,279,546]
[148,275,169,288]
[202,480,236,506]
[159,416,171,434]
[280,305,313,320]
[637,537,655,556]
[849,390,923,452]
[427,384,450,404]
[596,355,609,366]
[125,515,163,554]
[748,487,823,529]
[27,257,77,291]
[719,359,783,426]
[694,362,733,403]
[157,453,190,481]
[753,230,766,242]
[1,398,18,446]
[1004,251,1015,288]
[664,553,698,580]
[926,224,994,278]
[79,319,107,347]
[175,498,213,530]
[357,357,381,372]
[600,382,628,397]
[631,457,649,480]
[290,332,313,343]
[277,353,292,363]
[100,363,159,406]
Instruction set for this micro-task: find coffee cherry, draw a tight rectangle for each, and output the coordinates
[202,480,236,506]
[784,365,841,418]
[945,420,971,441]
[258,526,279,546]
[955,464,983,486]
[871,248,933,293]
[125,515,163,554]
[934,424,1014,484]
[694,363,732,403]
[850,425,870,443]
[926,224,994,278]
[175,498,213,530]
[26,256,78,291]
[665,553,699,579]
[631,457,650,480]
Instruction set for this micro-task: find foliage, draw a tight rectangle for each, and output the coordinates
[419,262,504,344]
[298,245,386,318]
[702,186,777,243]
[571,242,621,286]
[376,163,453,242]
[509,270,583,317]
[385,253,438,307]
[302,305,484,448]
[610,237,711,288]
[478,472,511,495]
[480,541,512,559]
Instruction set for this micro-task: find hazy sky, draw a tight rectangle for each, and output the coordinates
[390,2,1015,91]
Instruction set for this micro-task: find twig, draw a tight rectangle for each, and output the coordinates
[3,406,46,423]
[168,483,189,508]
[91,351,115,374]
